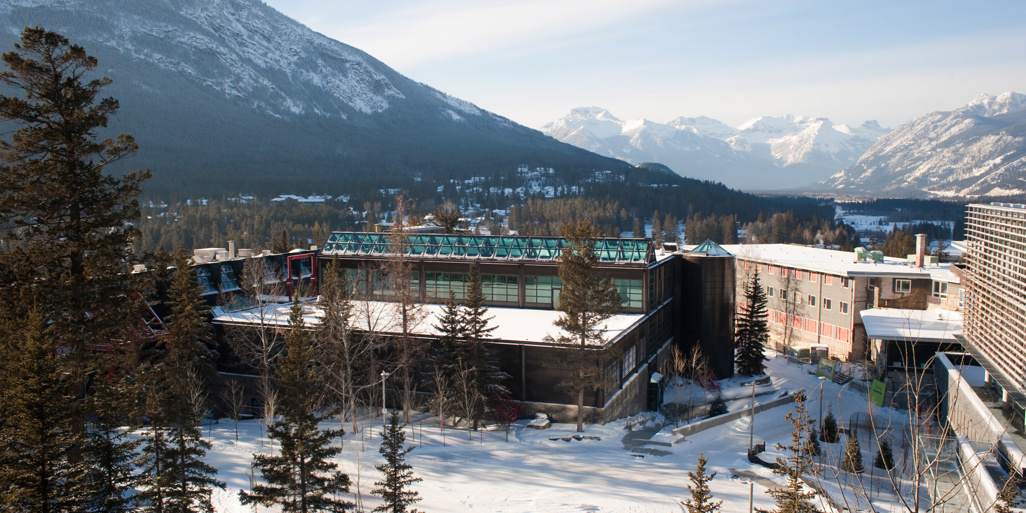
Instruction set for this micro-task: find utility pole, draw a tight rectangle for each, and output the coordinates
[381,370,390,432]
[748,379,756,452]
[818,376,826,435]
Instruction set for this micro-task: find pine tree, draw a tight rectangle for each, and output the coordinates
[461,264,508,428]
[683,452,722,513]
[0,27,149,397]
[874,438,894,470]
[762,391,821,513]
[241,296,355,512]
[433,289,465,379]
[373,412,423,513]
[841,432,864,473]
[878,437,894,469]
[807,427,821,458]
[554,220,624,432]
[80,376,142,513]
[735,273,769,376]
[139,254,224,512]
[707,394,728,418]
[0,310,84,513]
[820,412,838,443]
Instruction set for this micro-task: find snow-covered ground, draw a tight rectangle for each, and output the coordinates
[196,353,947,512]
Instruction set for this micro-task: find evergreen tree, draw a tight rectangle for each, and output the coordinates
[707,395,728,418]
[0,27,149,397]
[807,427,821,458]
[241,296,355,512]
[318,257,379,437]
[139,255,224,512]
[432,289,465,378]
[735,273,769,376]
[683,452,722,513]
[0,310,84,513]
[80,376,142,513]
[461,264,508,428]
[554,220,624,432]
[840,432,864,473]
[273,228,292,253]
[373,412,423,513]
[820,412,838,443]
[874,438,894,470]
[762,391,821,513]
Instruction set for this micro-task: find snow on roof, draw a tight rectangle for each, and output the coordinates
[860,308,962,343]
[721,243,959,282]
[212,300,643,348]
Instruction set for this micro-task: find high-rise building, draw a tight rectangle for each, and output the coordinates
[962,203,1026,420]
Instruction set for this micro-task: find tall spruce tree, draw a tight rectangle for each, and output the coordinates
[318,257,378,437]
[80,376,142,513]
[461,264,508,428]
[0,310,84,513]
[241,296,354,512]
[554,220,623,432]
[0,27,149,396]
[841,432,864,473]
[874,438,894,470]
[139,255,224,512]
[762,391,821,513]
[683,452,722,513]
[735,272,769,376]
[820,411,838,443]
[372,412,423,513]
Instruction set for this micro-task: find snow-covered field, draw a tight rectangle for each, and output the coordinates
[199,354,937,512]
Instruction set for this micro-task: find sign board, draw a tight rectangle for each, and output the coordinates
[815,358,837,380]
[869,379,887,407]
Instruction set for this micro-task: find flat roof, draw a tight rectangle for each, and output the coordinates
[322,232,654,265]
[720,243,960,282]
[212,300,644,348]
[860,308,962,343]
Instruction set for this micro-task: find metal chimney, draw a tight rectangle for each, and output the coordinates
[228,240,236,260]
[915,233,927,267]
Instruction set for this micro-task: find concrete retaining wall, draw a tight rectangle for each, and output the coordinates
[672,392,798,438]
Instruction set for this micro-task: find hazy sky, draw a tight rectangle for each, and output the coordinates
[263,0,1026,130]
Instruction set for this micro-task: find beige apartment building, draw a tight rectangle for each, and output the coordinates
[722,243,961,362]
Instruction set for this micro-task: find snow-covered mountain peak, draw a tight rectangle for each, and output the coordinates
[961,91,1026,118]
[822,91,1026,197]
[543,107,888,190]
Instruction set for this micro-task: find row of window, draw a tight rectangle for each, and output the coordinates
[754,262,850,288]
[765,286,849,313]
[342,269,643,309]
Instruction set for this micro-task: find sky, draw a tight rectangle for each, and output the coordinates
[262,0,1026,130]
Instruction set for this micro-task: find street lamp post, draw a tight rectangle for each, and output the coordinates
[818,376,826,435]
[748,379,756,452]
[381,370,390,431]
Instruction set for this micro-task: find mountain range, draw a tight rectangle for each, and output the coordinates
[542,107,890,190]
[820,92,1026,197]
[0,0,631,198]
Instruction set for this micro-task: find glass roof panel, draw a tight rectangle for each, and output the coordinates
[323,233,651,263]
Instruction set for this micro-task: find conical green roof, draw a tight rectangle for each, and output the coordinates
[690,240,732,256]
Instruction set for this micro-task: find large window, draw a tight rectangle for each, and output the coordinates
[894,279,911,293]
[525,275,561,307]
[344,268,368,295]
[933,281,948,299]
[622,345,637,377]
[196,267,217,295]
[219,264,240,292]
[482,274,518,303]
[426,272,467,300]
[615,278,643,309]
